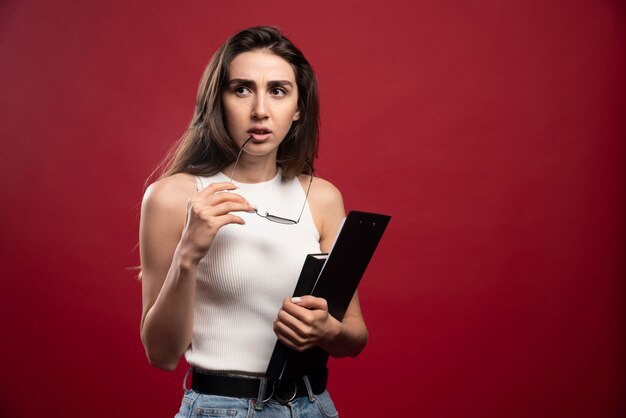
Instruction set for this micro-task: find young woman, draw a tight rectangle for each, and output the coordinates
[139,26,367,417]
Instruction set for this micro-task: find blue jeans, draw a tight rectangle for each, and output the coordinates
[174,380,339,418]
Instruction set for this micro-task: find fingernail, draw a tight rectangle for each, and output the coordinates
[291,297,302,303]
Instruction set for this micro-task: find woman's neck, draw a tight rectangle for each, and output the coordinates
[224,154,278,183]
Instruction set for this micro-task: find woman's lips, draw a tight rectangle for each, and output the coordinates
[247,128,271,141]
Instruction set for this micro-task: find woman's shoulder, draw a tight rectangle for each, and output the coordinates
[299,174,343,209]
[142,173,197,215]
[299,174,346,246]
[312,175,343,205]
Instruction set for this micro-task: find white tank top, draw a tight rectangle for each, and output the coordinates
[184,170,321,374]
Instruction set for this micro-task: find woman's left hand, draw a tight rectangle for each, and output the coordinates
[273,296,342,352]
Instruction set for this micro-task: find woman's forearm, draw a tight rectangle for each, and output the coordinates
[141,247,198,371]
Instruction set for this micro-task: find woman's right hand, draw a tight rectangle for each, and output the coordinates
[179,182,254,263]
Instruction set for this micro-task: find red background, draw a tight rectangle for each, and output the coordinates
[1,1,625,417]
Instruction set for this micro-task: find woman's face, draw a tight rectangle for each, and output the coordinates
[222,50,300,157]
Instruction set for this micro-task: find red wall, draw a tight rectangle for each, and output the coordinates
[1,1,624,417]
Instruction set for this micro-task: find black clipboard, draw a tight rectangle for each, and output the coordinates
[266,210,391,379]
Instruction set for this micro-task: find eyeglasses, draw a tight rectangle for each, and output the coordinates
[228,137,313,225]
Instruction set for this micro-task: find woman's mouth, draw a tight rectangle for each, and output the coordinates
[247,127,272,142]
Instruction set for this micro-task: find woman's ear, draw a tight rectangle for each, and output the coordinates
[293,109,301,121]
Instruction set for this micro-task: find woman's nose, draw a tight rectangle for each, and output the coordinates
[251,96,269,119]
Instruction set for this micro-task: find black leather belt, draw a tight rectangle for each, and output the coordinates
[191,368,328,404]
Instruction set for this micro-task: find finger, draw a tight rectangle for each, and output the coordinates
[290,295,328,311]
[276,309,311,339]
[280,299,316,324]
[199,201,254,217]
[274,321,312,351]
[202,191,249,206]
[207,213,246,228]
[192,193,250,212]
[276,333,313,352]
[275,332,303,352]
[198,182,239,197]
[187,195,251,219]
[189,204,248,225]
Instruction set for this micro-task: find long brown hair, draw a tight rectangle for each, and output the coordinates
[157,26,320,180]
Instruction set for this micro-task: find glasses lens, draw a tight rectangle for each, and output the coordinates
[265,215,297,225]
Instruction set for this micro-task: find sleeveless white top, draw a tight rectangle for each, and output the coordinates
[184,170,321,374]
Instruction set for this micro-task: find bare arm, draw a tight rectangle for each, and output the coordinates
[273,177,368,358]
[139,176,253,371]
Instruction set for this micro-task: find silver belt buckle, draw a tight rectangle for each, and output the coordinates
[273,379,298,404]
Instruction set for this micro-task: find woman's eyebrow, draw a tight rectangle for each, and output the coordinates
[267,80,294,88]
[227,79,294,88]
[227,78,255,87]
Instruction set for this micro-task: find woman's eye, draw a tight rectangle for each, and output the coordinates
[271,88,287,97]
[234,86,251,95]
